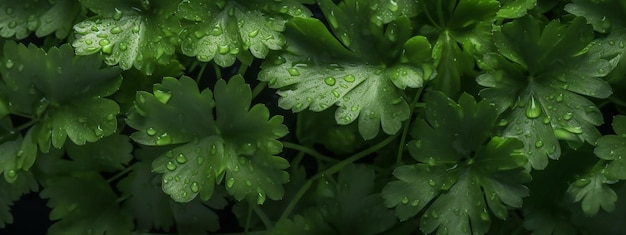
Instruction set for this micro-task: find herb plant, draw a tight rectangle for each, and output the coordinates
[1,0,626,234]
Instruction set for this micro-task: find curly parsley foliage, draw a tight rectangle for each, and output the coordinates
[477,16,613,169]
[0,42,122,153]
[126,75,289,203]
[382,91,530,235]
[0,171,37,228]
[117,147,227,233]
[0,0,80,39]
[260,0,434,140]
[567,115,626,216]
[274,164,395,235]
[418,0,499,95]
[177,0,310,67]
[73,0,181,74]
[40,173,133,235]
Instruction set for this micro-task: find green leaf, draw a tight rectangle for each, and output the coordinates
[65,134,132,172]
[117,148,226,233]
[0,171,38,228]
[73,0,180,74]
[477,16,611,169]
[260,17,429,140]
[421,0,499,95]
[40,173,133,235]
[0,42,122,152]
[497,0,537,18]
[382,91,529,234]
[567,172,618,216]
[369,0,420,26]
[127,75,289,203]
[0,0,81,39]
[296,110,365,155]
[0,131,37,183]
[564,0,625,33]
[177,0,310,67]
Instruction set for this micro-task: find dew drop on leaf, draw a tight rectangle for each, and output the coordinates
[401,196,409,204]
[5,8,13,15]
[535,140,544,148]
[542,116,551,124]
[428,179,436,187]
[391,97,403,105]
[6,170,16,179]
[146,127,157,136]
[410,199,419,206]
[166,161,177,171]
[287,68,300,76]
[256,187,266,204]
[176,153,187,164]
[574,178,590,187]
[5,60,14,69]
[343,74,355,82]
[211,24,223,36]
[245,180,252,186]
[190,182,199,193]
[218,45,230,54]
[248,29,259,38]
[327,11,339,29]
[324,77,336,86]
[155,133,172,145]
[8,21,17,29]
[226,177,235,188]
[480,210,490,221]
[196,156,205,165]
[113,8,123,20]
[332,88,340,98]
[154,90,172,104]
[563,126,583,134]
[431,210,439,219]
[525,96,541,119]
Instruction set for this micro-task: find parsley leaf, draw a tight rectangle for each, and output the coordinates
[382,91,529,235]
[0,0,80,39]
[565,0,624,33]
[497,0,537,18]
[0,171,37,228]
[177,0,310,67]
[73,0,180,74]
[260,14,431,140]
[594,115,626,180]
[0,42,122,152]
[477,16,612,169]
[39,173,133,235]
[65,134,133,172]
[419,0,499,95]
[117,147,226,233]
[126,75,289,203]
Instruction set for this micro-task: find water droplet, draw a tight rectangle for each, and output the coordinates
[556,93,564,102]
[132,25,140,33]
[166,161,177,171]
[327,11,339,29]
[110,26,123,34]
[535,140,544,148]
[480,211,490,221]
[431,210,439,219]
[620,41,625,48]
[574,178,590,187]
[256,188,266,204]
[105,114,115,121]
[6,170,16,179]
[245,180,252,186]
[98,39,110,47]
[218,44,229,54]
[146,127,157,136]
[211,24,223,36]
[401,196,409,204]
[391,97,403,105]
[332,88,340,98]
[525,96,541,119]
[154,90,172,104]
[563,126,583,134]
[324,77,336,86]
[176,153,187,164]
[343,74,355,82]
[387,0,399,11]
[155,133,172,145]
[428,179,436,187]
[498,119,508,126]
[340,33,350,47]
[287,68,300,76]
[196,156,205,165]
[94,126,104,136]
[5,8,14,15]
[542,116,551,124]
[7,21,17,29]
[247,29,259,38]
[226,177,235,188]
[113,8,123,20]
[5,60,14,69]
[563,112,573,121]
[190,182,199,192]
[410,199,419,206]
[453,208,461,215]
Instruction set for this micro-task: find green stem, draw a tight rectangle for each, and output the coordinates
[15,119,38,132]
[282,142,338,163]
[196,62,207,83]
[252,203,273,231]
[213,63,222,80]
[396,86,424,165]
[244,204,252,233]
[238,63,249,76]
[108,163,137,184]
[276,134,398,224]
[251,82,267,100]
[436,0,446,28]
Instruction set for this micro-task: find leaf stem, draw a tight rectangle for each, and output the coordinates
[213,63,222,80]
[237,62,249,76]
[107,163,137,184]
[282,142,338,163]
[396,86,424,165]
[252,203,273,230]
[196,62,208,83]
[251,82,267,100]
[276,134,398,225]
[14,119,38,132]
